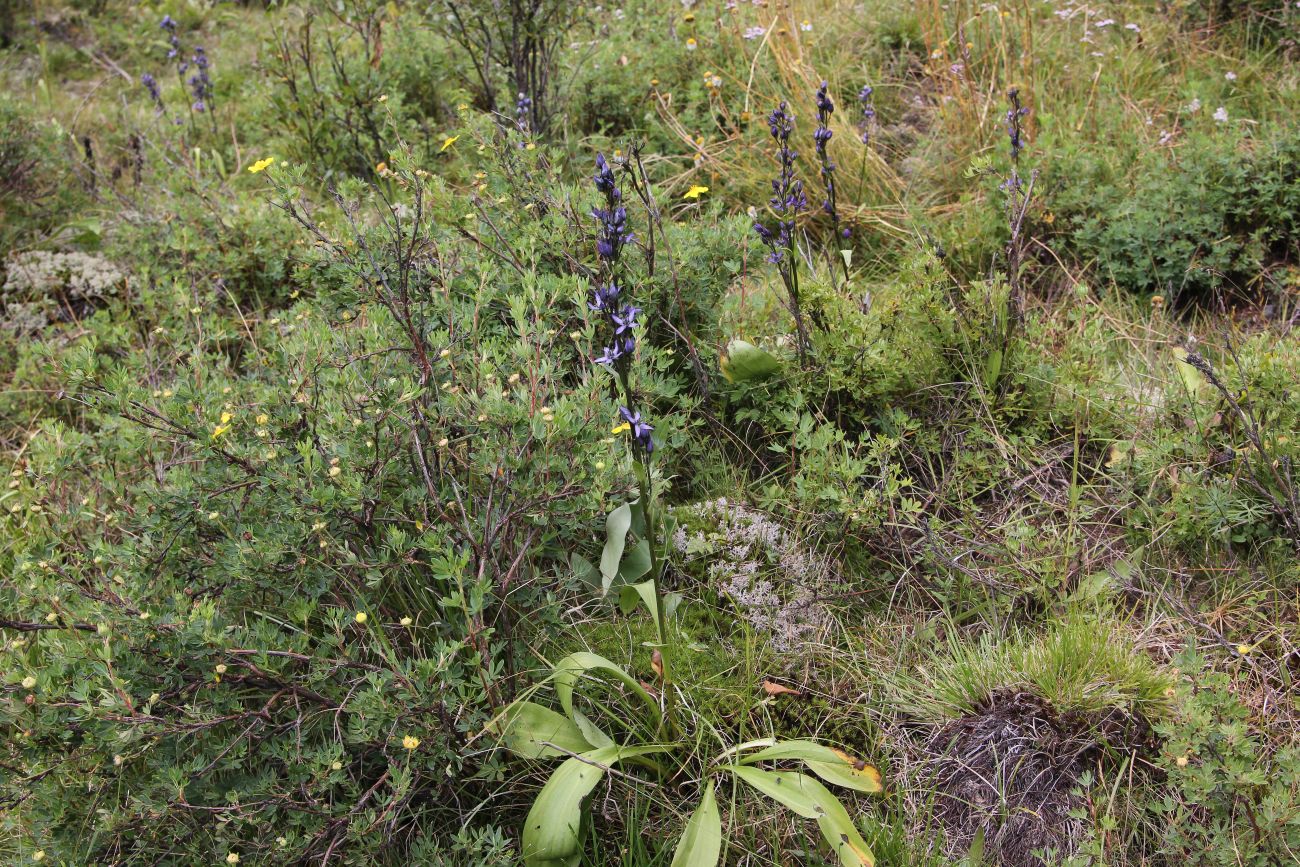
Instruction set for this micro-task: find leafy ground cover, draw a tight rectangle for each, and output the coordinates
[2,1,1299,864]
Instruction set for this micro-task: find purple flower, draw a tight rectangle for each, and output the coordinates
[593,153,619,200]
[753,102,806,258]
[1006,88,1029,160]
[140,73,164,112]
[858,85,875,146]
[161,15,181,60]
[619,406,655,454]
[813,81,839,220]
[595,345,624,366]
[589,282,622,312]
[187,46,213,112]
[815,81,834,117]
[515,92,533,132]
[594,204,633,262]
[611,305,641,335]
[753,100,817,358]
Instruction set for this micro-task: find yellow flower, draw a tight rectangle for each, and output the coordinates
[32,853,45,863]
[683,185,710,200]
[256,414,268,425]
[400,616,413,627]
[440,135,460,152]
[22,676,36,689]
[214,664,227,675]
[211,411,234,439]
[329,466,342,477]
[247,157,275,174]
[611,422,631,435]
[1237,644,1252,655]
[402,735,420,750]
[226,854,241,865]
[354,611,368,625]
[685,37,698,51]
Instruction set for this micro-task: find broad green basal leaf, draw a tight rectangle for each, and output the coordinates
[725,765,875,867]
[801,775,876,867]
[721,340,781,383]
[741,740,883,793]
[522,745,672,866]
[618,579,660,631]
[722,766,820,818]
[670,780,722,867]
[600,503,634,594]
[488,701,593,759]
[553,652,661,727]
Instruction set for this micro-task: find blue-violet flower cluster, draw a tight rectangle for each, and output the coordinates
[858,85,875,146]
[752,102,806,266]
[1006,88,1029,162]
[188,46,213,113]
[140,73,164,113]
[752,102,811,359]
[515,92,532,132]
[590,153,652,455]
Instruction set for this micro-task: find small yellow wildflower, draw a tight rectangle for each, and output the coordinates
[247,157,275,174]
[226,854,241,865]
[400,616,413,627]
[683,184,710,200]
[331,761,342,771]
[32,853,45,863]
[685,37,698,51]
[22,676,36,689]
[329,466,342,477]
[214,664,228,675]
[354,611,368,625]
[611,422,631,435]
[256,414,268,425]
[1237,644,1252,655]
[402,735,420,750]
[440,135,460,152]
[211,411,234,440]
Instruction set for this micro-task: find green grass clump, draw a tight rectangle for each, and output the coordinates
[893,618,1172,722]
